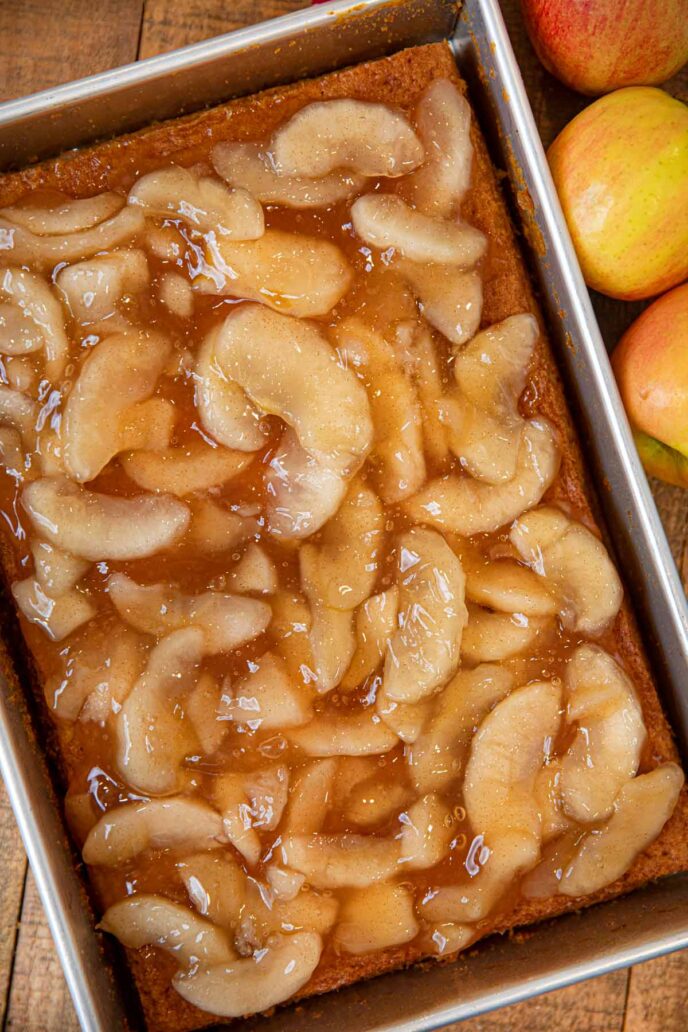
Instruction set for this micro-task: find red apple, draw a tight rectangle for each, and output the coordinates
[612,283,688,487]
[548,87,688,300]
[521,0,688,95]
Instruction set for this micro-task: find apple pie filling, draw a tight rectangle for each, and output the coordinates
[0,80,682,1019]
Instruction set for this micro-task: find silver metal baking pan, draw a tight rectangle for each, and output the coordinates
[0,1,687,1029]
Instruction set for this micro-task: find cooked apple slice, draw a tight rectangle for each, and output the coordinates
[128,165,264,239]
[461,679,561,919]
[82,797,226,866]
[408,664,513,793]
[270,589,317,687]
[227,543,277,595]
[63,329,173,482]
[265,429,349,540]
[425,680,561,924]
[461,604,554,664]
[341,588,399,691]
[266,866,305,899]
[44,620,145,722]
[30,539,89,597]
[159,271,194,318]
[307,604,356,695]
[0,426,24,477]
[194,325,266,451]
[1,192,123,235]
[449,314,539,483]
[0,385,37,453]
[398,259,483,347]
[265,866,307,902]
[173,933,322,1019]
[288,709,398,757]
[405,419,560,536]
[178,852,246,928]
[0,267,69,380]
[300,479,384,610]
[122,441,252,497]
[534,761,570,844]
[23,477,190,560]
[383,527,467,704]
[344,777,411,829]
[0,206,144,270]
[238,877,338,949]
[352,194,486,267]
[194,228,352,318]
[561,764,684,897]
[214,767,289,866]
[331,757,379,811]
[271,99,423,177]
[424,922,475,957]
[186,498,257,555]
[375,686,431,744]
[452,313,537,406]
[108,572,270,654]
[100,895,235,967]
[403,79,474,217]
[281,833,400,888]
[202,305,372,476]
[510,506,623,636]
[464,555,558,617]
[405,325,452,469]
[56,249,149,325]
[186,673,226,755]
[0,303,45,357]
[284,759,337,834]
[399,793,453,869]
[559,645,645,822]
[212,141,365,208]
[334,317,425,502]
[244,766,290,831]
[114,628,203,795]
[218,652,313,730]
[12,577,95,642]
[334,884,418,955]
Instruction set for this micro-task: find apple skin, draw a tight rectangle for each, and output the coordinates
[612,283,688,487]
[520,0,688,95]
[548,87,688,300]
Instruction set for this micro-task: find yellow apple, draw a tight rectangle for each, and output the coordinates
[548,88,688,300]
[612,283,688,487]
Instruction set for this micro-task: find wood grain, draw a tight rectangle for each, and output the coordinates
[139,0,299,59]
[454,969,629,1032]
[5,872,79,1031]
[0,0,144,102]
[0,779,26,1026]
[623,949,688,1032]
[0,0,685,1029]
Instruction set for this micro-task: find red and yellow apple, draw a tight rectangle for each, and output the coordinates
[520,0,688,95]
[548,87,688,300]
[612,283,688,487]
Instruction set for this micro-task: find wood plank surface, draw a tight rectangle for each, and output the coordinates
[0,0,144,102]
[5,873,80,1032]
[0,1,685,1029]
[0,779,26,1027]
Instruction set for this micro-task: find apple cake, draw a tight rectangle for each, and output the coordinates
[0,41,685,1030]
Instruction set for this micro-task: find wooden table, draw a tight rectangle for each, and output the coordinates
[0,1,686,1028]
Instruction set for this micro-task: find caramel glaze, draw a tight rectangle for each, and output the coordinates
[0,43,685,1032]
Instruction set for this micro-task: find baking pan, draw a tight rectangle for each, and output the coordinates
[0,1,687,1030]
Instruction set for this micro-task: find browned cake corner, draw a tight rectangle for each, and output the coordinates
[0,41,686,1032]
